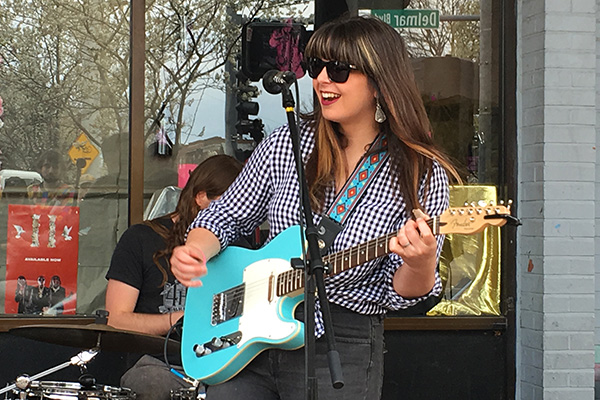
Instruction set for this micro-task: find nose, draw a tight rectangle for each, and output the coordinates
[315,66,331,83]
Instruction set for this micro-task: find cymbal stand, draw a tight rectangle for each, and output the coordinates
[0,348,99,396]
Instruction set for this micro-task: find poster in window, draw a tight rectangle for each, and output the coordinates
[5,204,79,315]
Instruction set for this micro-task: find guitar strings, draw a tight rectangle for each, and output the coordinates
[216,220,439,305]
[212,211,508,311]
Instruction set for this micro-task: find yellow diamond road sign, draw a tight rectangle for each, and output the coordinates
[68,133,99,173]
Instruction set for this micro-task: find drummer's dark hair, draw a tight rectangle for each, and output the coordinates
[143,155,243,287]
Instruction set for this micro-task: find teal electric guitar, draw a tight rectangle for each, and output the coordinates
[180,201,518,385]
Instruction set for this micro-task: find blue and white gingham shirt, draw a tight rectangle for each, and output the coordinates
[189,123,448,337]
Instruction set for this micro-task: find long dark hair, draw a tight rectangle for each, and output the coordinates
[303,15,460,213]
[144,154,243,286]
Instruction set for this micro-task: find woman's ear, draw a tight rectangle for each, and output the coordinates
[195,191,210,210]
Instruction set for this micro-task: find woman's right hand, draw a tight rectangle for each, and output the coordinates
[170,227,221,287]
[170,244,207,287]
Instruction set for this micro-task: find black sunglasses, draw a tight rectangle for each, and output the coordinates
[306,58,358,83]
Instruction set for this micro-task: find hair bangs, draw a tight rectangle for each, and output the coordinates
[305,22,366,69]
[306,21,382,81]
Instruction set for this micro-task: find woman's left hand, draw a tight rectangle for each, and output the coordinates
[390,216,437,268]
[389,214,439,298]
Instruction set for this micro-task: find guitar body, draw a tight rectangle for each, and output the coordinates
[181,225,305,385]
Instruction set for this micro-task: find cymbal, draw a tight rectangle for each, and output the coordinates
[9,324,181,355]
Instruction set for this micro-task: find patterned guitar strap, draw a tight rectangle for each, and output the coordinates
[317,134,389,252]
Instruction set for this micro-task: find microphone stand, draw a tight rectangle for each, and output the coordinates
[273,77,344,400]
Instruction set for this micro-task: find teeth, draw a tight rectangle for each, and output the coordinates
[321,92,340,99]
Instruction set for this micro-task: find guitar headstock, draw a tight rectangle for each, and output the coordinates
[435,200,520,235]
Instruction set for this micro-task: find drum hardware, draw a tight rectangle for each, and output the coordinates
[169,369,205,399]
[8,323,180,355]
[8,309,179,355]
[4,312,178,399]
[0,348,99,396]
[170,386,206,400]
[4,381,134,399]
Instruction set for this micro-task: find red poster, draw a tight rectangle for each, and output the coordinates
[178,163,197,188]
[5,204,79,315]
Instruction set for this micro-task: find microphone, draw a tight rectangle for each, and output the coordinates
[262,70,296,95]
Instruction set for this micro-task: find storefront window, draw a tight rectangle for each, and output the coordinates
[0,0,508,319]
[0,1,131,315]
[396,0,506,316]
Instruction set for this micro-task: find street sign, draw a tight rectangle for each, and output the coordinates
[371,9,440,29]
[68,132,99,174]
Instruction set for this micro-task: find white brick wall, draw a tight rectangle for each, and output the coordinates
[597,0,600,359]
[596,0,600,397]
[518,0,597,399]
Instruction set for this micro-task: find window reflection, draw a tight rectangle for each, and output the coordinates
[0,0,506,317]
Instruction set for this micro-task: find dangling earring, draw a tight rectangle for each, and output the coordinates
[375,98,387,123]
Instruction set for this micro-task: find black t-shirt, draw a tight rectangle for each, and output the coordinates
[105,217,187,315]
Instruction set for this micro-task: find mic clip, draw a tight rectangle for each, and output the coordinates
[262,70,296,95]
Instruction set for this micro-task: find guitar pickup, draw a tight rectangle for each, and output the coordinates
[193,332,242,357]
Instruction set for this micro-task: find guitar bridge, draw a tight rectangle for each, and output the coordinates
[211,284,245,325]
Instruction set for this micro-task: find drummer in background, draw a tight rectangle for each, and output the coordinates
[104,155,244,400]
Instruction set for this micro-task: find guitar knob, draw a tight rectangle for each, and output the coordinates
[193,344,206,357]
[211,337,224,348]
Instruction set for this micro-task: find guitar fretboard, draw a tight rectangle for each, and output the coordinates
[275,218,438,297]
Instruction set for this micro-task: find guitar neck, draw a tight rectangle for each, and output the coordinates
[275,218,440,297]
[274,200,516,297]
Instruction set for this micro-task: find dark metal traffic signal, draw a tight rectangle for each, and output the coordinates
[233,72,264,164]
[235,81,263,139]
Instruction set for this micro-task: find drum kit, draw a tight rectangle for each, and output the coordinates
[1,314,204,400]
